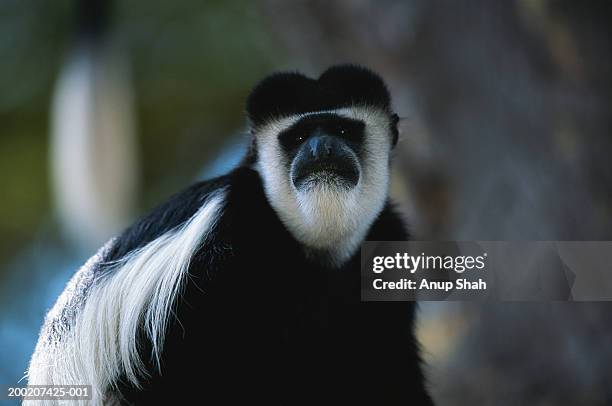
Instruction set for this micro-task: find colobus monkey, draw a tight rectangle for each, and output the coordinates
[28,65,432,405]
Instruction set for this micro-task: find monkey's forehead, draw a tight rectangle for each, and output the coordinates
[246,65,392,129]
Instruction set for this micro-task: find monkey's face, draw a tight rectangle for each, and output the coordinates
[247,66,398,265]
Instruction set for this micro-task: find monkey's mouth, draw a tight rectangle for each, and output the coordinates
[292,158,360,190]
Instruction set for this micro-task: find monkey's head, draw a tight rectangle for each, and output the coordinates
[246,65,399,265]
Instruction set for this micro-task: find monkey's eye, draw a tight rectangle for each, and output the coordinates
[333,124,347,138]
[291,132,307,146]
[279,128,308,151]
[335,122,364,144]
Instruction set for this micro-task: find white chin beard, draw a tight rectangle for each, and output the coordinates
[294,181,361,260]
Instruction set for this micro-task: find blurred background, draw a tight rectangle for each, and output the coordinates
[0,0,611,405]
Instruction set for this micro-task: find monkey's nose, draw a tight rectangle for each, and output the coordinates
[307,135,335,160]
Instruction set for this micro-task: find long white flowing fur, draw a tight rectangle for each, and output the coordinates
[26,190,225,405]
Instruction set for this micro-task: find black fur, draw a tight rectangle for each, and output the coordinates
[246,65,393,129]
[50,65,432,404]
[113,167,431,405]
[115,167,432,405]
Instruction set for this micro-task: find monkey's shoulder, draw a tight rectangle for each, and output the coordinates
[97,174,232,268]
[36,176,232,342]
[90,166,282,283]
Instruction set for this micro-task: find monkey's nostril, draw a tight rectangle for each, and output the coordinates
[307,135,337,160]
[308,138,317,157]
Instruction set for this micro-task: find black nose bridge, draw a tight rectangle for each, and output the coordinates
[307,133,337,160]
